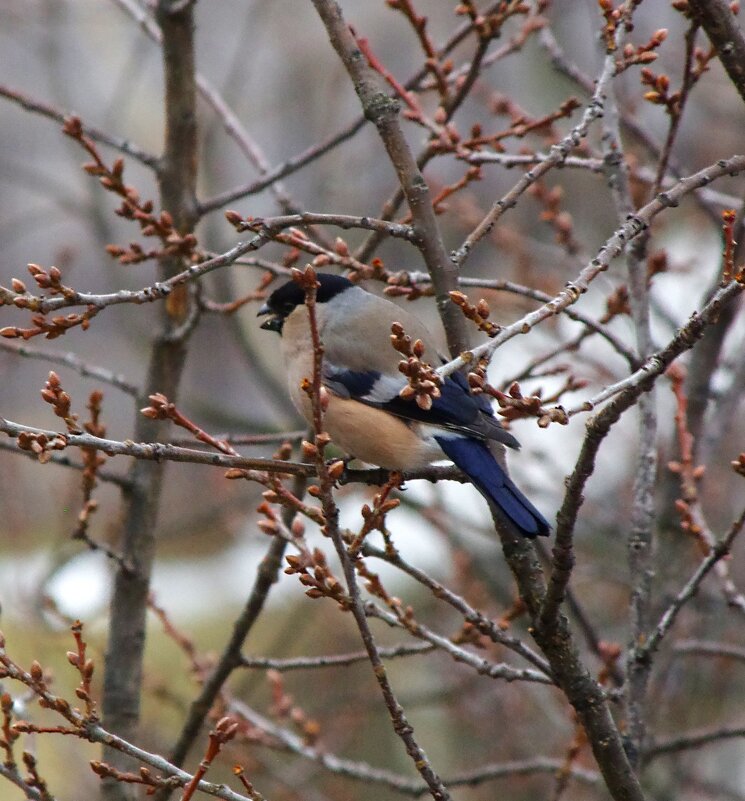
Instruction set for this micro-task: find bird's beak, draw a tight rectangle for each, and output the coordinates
[257,303,283,332]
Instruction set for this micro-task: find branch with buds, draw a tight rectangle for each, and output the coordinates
[391,322,443,410]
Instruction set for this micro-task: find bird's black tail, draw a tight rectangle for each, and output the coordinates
[435,436,551,538]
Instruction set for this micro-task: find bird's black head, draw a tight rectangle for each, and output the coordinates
[257,273,353,333]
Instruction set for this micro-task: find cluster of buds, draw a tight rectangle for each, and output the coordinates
[40,371,81,432]
[266,670,321,746]
[616,28,667,71]
[641,68,679,115]
[449,290,500,337]
[384,271,435,301]
[493,382,550,421]
[0,264,91,341]
[82,391,106,474]
[0,306,98,341]
[225,209,255,232]
[596,642,623,686]
[390,322,442,410]
[15,430,68,463]
[349,477,402,554]
[673,498,704,541]
[357,558,417,629]
[22,264,76,299]
[139,392,176,422]
[259,483,326,527]
[462,97,580,150]
[285,548,349,606]
[89,762,165,793]
[291,264,320,293]
[641,41,713,118]
[598,0,623,52]
[300,426,333,461]
[263,509,312,557]
[63,116,198,266]
[75,389,106,537]
[722,209,738,285]
[1,689,19,766]
[0,645,75,721]
[0,264,98,340]
[108,216,197,265]
[455,0,531,40]
[466,357,491,396]
[452,620,488,648]
[360,491,401,535]
[141,392,236,456]
[528,181,578,254]
[67,621,97,719]
[432,165,482,214]
[603,284,631,321]
[255,500,284,538]
[488,380,573,428]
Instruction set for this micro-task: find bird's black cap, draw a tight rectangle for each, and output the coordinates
[257,273,353,332]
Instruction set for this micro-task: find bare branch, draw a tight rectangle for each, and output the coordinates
[240,642,435,671]
[0,83,158,168]
[0,341,139,397]
[645,723,745,762]
[674,640,745,662]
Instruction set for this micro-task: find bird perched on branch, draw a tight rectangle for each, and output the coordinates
[258,272,550,538]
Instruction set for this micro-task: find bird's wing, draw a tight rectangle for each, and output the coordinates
[322,361,520,450]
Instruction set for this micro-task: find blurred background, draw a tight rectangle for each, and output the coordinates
[1,1,745,799]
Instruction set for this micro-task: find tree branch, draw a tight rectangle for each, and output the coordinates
[309,0,470,356]
[687,0,745,104]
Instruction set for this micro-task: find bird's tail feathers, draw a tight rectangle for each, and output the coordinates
[435,436,550,538]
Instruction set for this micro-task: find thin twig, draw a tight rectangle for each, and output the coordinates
[0,341,139,396]
[240,642,435,671]
[645,723,745,761]
[364,601,554,686]
[363,543,552,676]
[0,83,158,168]
[674,640,745,662]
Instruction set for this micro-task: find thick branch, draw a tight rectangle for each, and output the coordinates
[101,2,199,797]
[688,0,745,104]
[309,0,470,356]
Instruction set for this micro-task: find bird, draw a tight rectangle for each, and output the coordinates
[258,272,550,538]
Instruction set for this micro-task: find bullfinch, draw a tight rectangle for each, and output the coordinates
[258,273,550,538]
